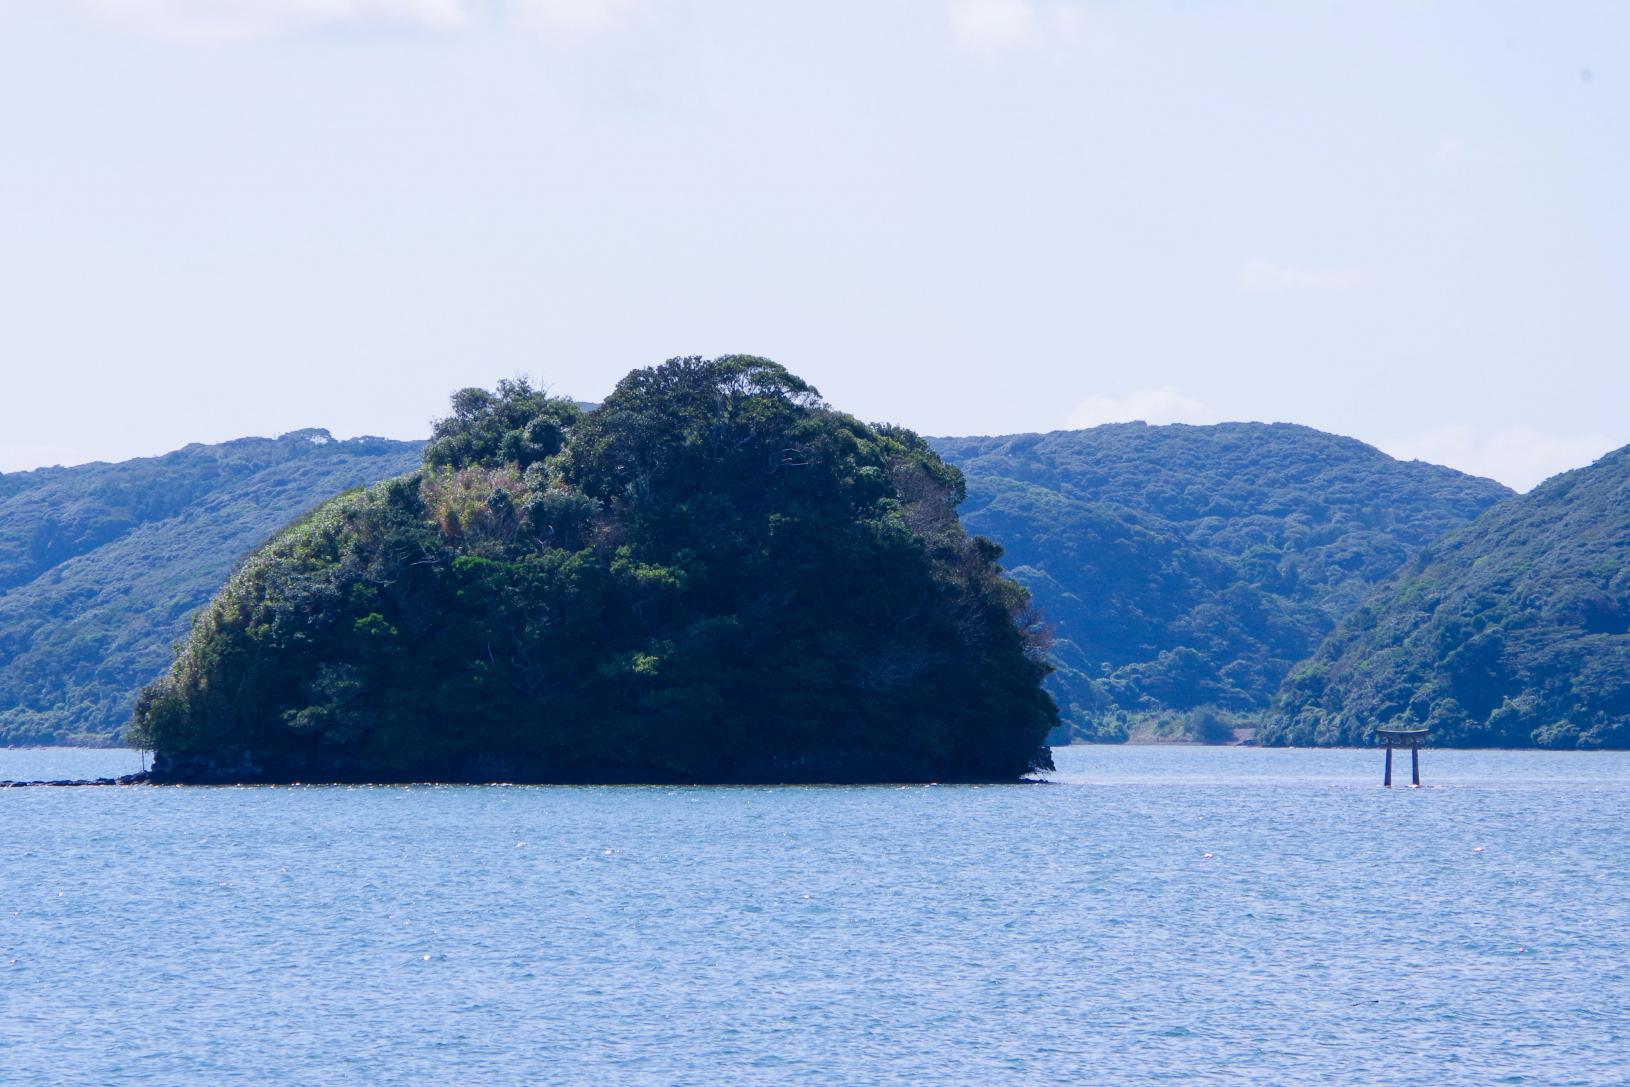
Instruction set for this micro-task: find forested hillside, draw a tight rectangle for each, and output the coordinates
[933,423,1512,741]
[1,417,1527,749]
[0,432,422,744]
[1264,445,1630,749]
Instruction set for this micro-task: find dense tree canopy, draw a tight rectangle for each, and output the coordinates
[132,358,1057,782]
[933,423,1511,741]
[1264,445,1630,749]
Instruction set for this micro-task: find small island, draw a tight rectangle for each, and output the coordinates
[131,356,1059,784]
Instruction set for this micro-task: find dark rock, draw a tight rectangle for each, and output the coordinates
[0,771,150,787]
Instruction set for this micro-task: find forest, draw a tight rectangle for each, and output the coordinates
[7,378,1627,752]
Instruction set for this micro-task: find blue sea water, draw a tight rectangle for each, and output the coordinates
[2,745,1627,1086]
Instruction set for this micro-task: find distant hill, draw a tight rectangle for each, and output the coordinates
[933,423,1513,742]
[0,432,423,744]
[0,418,1523,748]
[1263,445,1630,749]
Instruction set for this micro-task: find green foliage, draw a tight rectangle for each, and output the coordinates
[0,433,423,745]
[932,423,1511,742]
[134,357,1058,783]
[1262,446,1630,749]
[423,378,580,471]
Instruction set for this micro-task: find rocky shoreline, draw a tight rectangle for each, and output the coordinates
[1,772,151,788]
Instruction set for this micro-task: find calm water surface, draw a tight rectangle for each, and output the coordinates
[2,745,1626,1086]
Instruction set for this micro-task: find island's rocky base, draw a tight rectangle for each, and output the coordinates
[148,748,1052,786]
[0,772,151,787]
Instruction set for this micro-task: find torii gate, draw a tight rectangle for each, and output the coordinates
[1377,725,1429,787]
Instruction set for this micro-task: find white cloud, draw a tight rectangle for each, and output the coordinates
[81,0,638,37]
[949,0,1036,52]
[1237,258,1363,294]
[1066,386,1216,430]
[1382,425,1620,492]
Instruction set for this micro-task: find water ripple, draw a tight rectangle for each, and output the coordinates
[1,745,1626,1085]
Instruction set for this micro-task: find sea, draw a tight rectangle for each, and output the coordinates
[2,745,1626,1086]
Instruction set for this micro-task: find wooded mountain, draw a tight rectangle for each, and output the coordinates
[133,360,1057,783]
[0,415,1531,750]
[932,424,1512,741]
[1264,445,1630,749]
[0,432,423,744]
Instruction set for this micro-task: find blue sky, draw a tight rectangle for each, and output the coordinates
[1,1,1625,489]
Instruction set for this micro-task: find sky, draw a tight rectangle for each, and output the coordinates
[0,1,1625,491]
